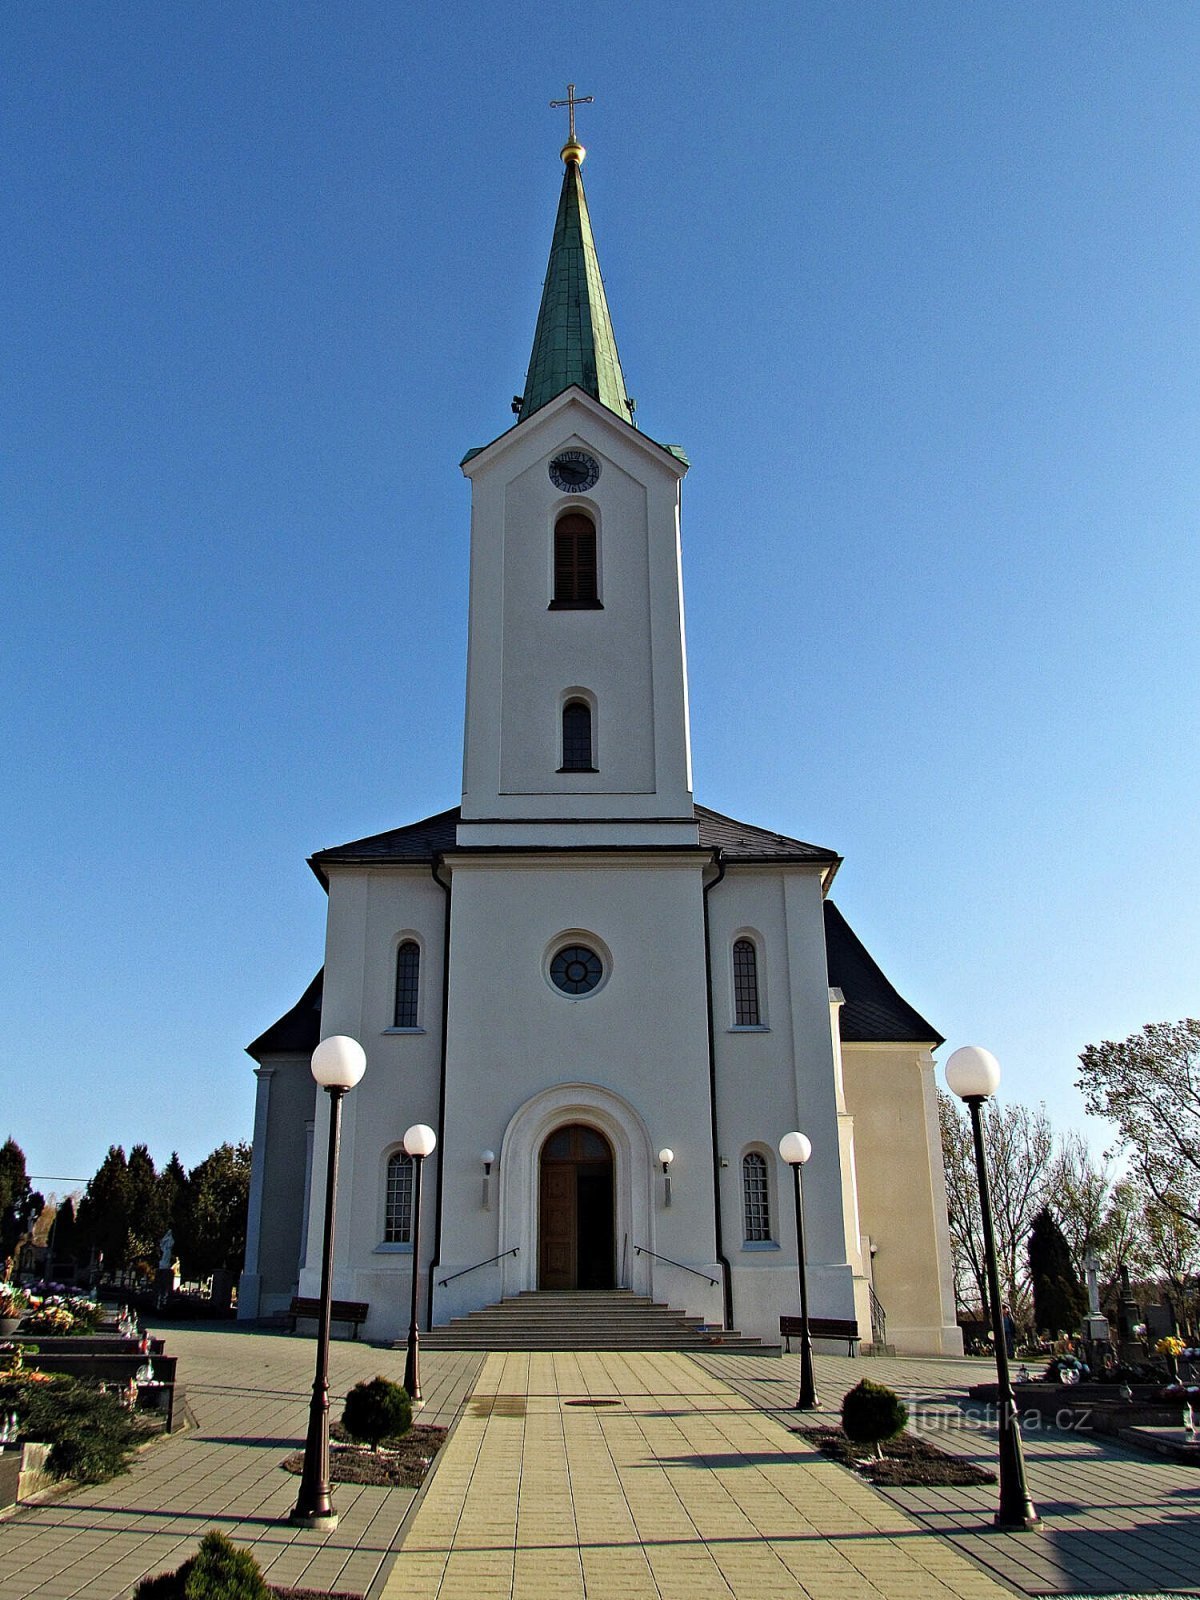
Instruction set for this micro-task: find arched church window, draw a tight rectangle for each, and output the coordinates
[733,939,760,1026]
[385,1151,414,1244]
[560,700,594,771]
[552,512,600,607]
[742,1152,771,1242]
[394,941,420,1028]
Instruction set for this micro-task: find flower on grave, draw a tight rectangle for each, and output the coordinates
[0,1283,28,1318]
[1156,1336,1186,1357]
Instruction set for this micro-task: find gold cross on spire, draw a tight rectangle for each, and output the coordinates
[550,83,593,148]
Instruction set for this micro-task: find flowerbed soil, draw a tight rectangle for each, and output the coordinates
[797,1425,997,1486]
[270,1589,360,1599]
[281,1422,446,1488]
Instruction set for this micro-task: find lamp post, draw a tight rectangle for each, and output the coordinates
[779,1131,817,1410]
[402,1122,437,1404]
[945,1045,1041,1532]
[291,1034,366,1530]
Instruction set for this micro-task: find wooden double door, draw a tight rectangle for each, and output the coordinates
[538,1124,615,1290]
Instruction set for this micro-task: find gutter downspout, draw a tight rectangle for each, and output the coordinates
[702,847,734,1330]
[427,853,452,1331]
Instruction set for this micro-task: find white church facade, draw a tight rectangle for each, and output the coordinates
[239,127,961,1357]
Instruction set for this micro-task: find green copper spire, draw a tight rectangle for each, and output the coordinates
[518,143,631,425]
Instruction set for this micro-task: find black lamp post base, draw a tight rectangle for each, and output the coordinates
[994,1511,1042,1533]
[290,1508,338,1532]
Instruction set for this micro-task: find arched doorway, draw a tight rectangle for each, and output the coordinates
[539,1124,614,1289]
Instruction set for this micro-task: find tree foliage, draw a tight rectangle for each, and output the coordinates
[1078,1019,1200,1230]
[0,1137,43,1261]
[1027,1205,1087,1335]
[179,1143,251,1277]
[70,1141,250,1283]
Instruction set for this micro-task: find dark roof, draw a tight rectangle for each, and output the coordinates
[311,807,459,871]
[695,805,837,864]
[248,897,938,1060]
[824,901,942,1046]
[310,803,837,877]
[246,969,324,1059]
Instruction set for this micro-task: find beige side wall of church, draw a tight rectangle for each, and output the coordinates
[841,1042,963,1355]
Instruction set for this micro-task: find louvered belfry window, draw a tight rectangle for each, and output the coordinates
[733,939,760,1026]
[394,941,420,1028]
[561,700,593,770]
[553,512,598,605]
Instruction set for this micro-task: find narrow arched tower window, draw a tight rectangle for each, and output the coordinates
[385,1151,414,1243]
[733,939,760,1026]
[553,512,598,606]
[560,700,594,771]
[742,1152,771,1241]
[394,940,420,1028]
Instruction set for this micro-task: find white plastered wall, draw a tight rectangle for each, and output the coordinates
[708,864,865,1346]
[298,864,448,1343]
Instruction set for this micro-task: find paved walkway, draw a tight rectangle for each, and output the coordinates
[0,1324,483,1600]
[700,1350,1200,1597]
[3,1332,1199,1598]
[380,1350,1009,1600]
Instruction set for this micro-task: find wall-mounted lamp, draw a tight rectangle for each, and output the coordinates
[658,1148,674,1207]
[481,1149,496,1210]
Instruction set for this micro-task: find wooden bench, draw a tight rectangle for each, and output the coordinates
[780,1316,861,1356]
[288,1297,369,1340]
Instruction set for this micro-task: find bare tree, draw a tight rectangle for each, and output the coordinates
[938,1090,1053,1321]
[1049,1131,1114,1278]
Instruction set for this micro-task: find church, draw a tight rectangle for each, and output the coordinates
[238,114,961,1357]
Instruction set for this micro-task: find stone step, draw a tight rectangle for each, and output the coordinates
[415,1289,764,1352]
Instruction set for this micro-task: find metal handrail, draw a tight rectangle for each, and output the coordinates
[869,1283,887,1347]
[633,1245,719,1287]
[437,1247,518,1288]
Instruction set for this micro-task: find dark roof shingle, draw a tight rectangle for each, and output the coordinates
[823,901,942,1046]
[310,803,836,872]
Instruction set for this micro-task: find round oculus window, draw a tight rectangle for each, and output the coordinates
[550,944,603,995]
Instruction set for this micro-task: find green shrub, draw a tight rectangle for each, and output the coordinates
[840,1379,908,1458]
[0,1371,141,1482]
[341,1374,412,1452]
[133,1531,270,1599]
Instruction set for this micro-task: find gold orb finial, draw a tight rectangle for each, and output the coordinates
[561,138,586,165]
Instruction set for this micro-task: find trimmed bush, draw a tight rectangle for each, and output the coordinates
[0,1371,140,1483]
[134,1531,270,1598]
[341,1375,412,1452]
[840,1379,908,1458]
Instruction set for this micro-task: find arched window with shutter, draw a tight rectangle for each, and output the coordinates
[394,940,420,1028]
[552,512,600,607]
[733,938,760,1026]
[560,699,595,771]
[742,1152,771,1242]
[384,1151,414,1244]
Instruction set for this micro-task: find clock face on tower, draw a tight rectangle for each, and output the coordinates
[548,450,601,493]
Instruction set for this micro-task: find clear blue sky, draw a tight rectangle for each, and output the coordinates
[4,1,1197,1187]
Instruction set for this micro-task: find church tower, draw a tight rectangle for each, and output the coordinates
[457,128,696,848]
[241,108,961,1359]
